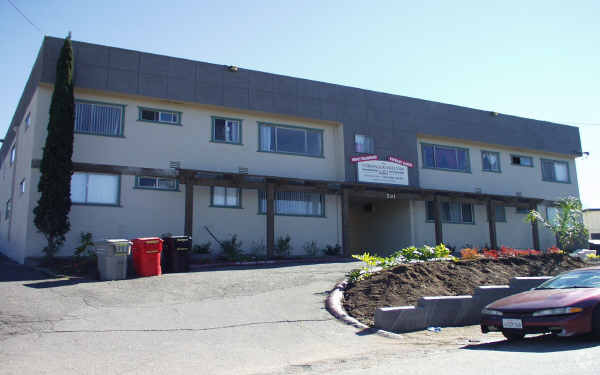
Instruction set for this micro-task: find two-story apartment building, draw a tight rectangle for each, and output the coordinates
[0,37,582,264]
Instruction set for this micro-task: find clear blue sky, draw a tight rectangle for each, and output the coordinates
[1,0,598,207]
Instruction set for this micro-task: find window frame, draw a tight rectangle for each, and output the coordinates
[137,107,182,126]
[489,205,507,222]
[258,122,324,158]
[258,190,326,217]
[510,154,534,167]
[481,150,502,173]
[211,116,243,145]
[74,99,126,138]
[5,199,11,220]
[426,200,475,224]
[210,186,242,208]
[25,112,31,129]
[134,176,179,191]
[10,145,16,166]
[19,178,26,195]
[71,172,122,207]
[541,158,571,184]
[421,142,471,173]
[354,134,374,154]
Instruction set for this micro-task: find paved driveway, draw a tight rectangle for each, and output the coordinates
[1,256,599,374]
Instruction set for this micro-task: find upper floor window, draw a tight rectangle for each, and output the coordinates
[25,112,31,128]
[481,151,501,172]
[5,199,11,220]
[422,143,470,172]
[75,100,125,137]
[259,123,323,157]
[541,159,570,183]
[10,146,16,166]
[19,179,26,194]
[355,134,374,154]
[139,107,181,125]
[511,155,533,167]
[211,186,241,208]
[135,176,178,191]
[212,117,241,144]
[71,172,120,205]
[426,201,474,224]
[259,191,324,217]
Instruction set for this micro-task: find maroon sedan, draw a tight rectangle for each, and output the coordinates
[481,266,600,340]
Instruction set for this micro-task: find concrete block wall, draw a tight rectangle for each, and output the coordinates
[374,276,552,332]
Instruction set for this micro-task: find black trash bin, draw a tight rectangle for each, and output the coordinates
[162,235,192,273]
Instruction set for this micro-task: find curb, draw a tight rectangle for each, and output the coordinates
[325,279,404,339]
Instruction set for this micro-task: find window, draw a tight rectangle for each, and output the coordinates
[541,159,569,183]
[25,112,31,128]
[138,107,180,125]
[10,146,15,166]
[212,117,241,144]
[482,151,501,172]
[547,206,560,225]
[19,179,26,194]
[492,205,506,222]
[211,186,241,208]
[135,176,178,191]
[71,172,120,205]
[75,100,124,137]
[259,191,324,217]
[355,134,374,154]
[5,199,11,220]
[259,123,323,157]
[421,143,470,172]
[511,155,533,167]
[591,233,600,240]
[426,201,474,224]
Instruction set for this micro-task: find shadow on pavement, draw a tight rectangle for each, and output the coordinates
[462,334,600,353]
[24,278,97,289]
[190,258,358,273]
[0,255,49,283]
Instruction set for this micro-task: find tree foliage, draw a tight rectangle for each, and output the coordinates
[526,196,589,252]
[33,34,75,258]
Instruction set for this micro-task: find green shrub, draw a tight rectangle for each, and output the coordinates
[324,244,341,256]
[249,240,266,258]
[303,241,320,257]
[74,232,95,258]
[220,235,243,261]
[275,235,292,258]
[193,241,211,254]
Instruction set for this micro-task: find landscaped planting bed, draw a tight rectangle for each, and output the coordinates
[343,254,587,326]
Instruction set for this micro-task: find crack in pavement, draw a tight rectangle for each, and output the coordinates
[39,318,334,334]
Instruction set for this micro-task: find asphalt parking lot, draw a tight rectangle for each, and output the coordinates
[1,256,599,374]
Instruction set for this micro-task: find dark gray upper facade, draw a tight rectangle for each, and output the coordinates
[3,36,582,187]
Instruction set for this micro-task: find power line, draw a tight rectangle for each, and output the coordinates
[7,0,43,35]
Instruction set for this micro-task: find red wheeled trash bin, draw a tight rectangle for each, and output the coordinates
[131,237,163,277]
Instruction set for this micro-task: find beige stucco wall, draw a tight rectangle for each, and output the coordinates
[348,199,413,256]
[584,210,600,238]
[32,86,345,182]
[417,136,580,201]
[412,200,557,251]
[0,88,40,263]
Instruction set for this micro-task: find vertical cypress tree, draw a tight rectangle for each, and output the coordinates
[34,34,75,258]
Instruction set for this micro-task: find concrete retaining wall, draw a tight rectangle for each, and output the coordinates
[374,276,552,332]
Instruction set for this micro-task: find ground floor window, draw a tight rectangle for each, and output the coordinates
[211,186,241,208]
[259,191,324,217]
[426,201,474,224]
[71,172,120,205]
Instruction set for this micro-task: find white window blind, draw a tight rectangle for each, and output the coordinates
[75,101,123,136]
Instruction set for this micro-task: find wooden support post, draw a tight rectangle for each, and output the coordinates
[433,195,443,245]
[529,201,540,250]
[184,176,194,237]
[487,200,498,250]
[266,183,275,259]
[341,189,351,257]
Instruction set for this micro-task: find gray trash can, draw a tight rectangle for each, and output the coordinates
[95,239,132,281]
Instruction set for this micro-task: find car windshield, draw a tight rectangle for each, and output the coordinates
[536,270,600,290]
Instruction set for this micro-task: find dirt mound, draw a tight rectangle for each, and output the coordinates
[343,254,587,326]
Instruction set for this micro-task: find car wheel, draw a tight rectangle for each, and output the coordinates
[592,307,600,338]
[502,330,525,341]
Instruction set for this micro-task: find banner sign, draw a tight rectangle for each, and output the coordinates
[357,160,409,186]
[387,156,414,168]
[351,154,379,163]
